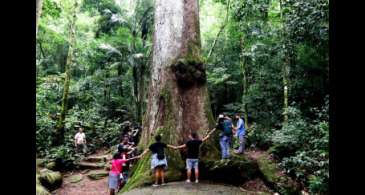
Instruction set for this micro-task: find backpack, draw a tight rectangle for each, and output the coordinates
[223,120,233,136]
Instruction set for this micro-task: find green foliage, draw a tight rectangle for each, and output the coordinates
[269,100,329,194]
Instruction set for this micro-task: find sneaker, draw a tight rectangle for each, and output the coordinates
[152,184,159,187]
[186,179,191,183]
[161,182,166,186]
[195,180,199,183]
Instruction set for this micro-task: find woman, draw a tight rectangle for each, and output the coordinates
[108,152,140,195]
[140,134,176,186]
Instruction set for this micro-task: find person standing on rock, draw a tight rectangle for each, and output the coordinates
[233,113,246,154]
[109,152,141,195]
[74,127,87,154]
[173,130,215,183]
[218,114,233,159]
[140,134,176,187]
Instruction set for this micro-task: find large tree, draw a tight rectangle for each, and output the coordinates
[123,0,219,191]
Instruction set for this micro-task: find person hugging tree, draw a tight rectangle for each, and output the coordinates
[139,134,176,187]
[173,129,215,183]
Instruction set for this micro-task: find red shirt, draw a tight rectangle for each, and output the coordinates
[110,159,127,175]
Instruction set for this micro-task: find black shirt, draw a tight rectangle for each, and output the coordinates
[186,139,203,159]
[149,142,167,155]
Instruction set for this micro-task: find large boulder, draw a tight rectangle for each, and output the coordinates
[256,152,301,194]
[200,155,260,185]
[39,169,63,191]
[87,170,109,180]
[36,174,50,195]
[45,161,56,170]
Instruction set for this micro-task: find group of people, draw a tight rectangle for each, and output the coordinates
[107,113,246,194]
[217,113,246,159]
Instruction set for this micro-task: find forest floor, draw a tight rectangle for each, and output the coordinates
[53,149,276,195]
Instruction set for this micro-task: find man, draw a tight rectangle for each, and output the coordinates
[218,114,233,159]
[174,130,215,183]
[233,113,246,154]
[74,127,87,154]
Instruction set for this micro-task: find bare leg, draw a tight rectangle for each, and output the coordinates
[187,169,191,182]
[160,168,165,184]
[195,169,199,182]
[154,169,159,185]
[110,189,115,195]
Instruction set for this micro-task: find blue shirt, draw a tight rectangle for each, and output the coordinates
[236,118,245,136]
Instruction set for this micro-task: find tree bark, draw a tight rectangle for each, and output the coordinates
[279,0,289,124]
[240,39,249,129]
[54,1,78,146]
[36,0,43,35]
[123,0,218,191]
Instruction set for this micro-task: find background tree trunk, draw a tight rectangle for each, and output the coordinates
[279,0,289,124]
[54,1,78,146]
[36,0,43,35]
[123,0,218,191]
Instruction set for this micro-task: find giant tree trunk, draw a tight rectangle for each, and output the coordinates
[123,0,218,191]
[36,0,43,35]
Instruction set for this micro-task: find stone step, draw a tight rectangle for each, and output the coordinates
[76,161,106,170]
[83,155,110,163]
[86,170,109,180]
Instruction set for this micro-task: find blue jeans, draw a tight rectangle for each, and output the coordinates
[236,133,245,153]
[219,135,231,159]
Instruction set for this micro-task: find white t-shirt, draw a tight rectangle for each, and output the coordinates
[75,132,86,145]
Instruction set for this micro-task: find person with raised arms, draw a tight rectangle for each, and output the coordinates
[173,129,216,183]
[139,134,176,187]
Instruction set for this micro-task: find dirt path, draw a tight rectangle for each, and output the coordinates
[54,149,112,195]
[54,171,109,195]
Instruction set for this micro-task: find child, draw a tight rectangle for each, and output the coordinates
[108,152,140,195]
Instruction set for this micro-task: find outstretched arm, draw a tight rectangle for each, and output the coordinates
[202,128,216,142]
[175,144,186,149]
[139,148,149,158]
[126,155,142,161]
[167,144,178,149]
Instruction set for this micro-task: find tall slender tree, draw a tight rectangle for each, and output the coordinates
[279,0,290,124]
[54,0,79,146]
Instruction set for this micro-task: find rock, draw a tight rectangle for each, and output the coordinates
[36,159,46,168]
[45,161,56,170]
[76,161,106,170]
[81,169,91,174]
[84,155,109,163]
[200,156,260,185]
[36,174,51,195]
[122,181,246,195]
[68,174,83,183]
[256,152,300,194]
[87,170,109,180]
[39,169,63,191]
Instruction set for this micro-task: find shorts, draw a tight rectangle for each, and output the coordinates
[108,173,119,190]
[186,158,199,170]
[151,153,168,170]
